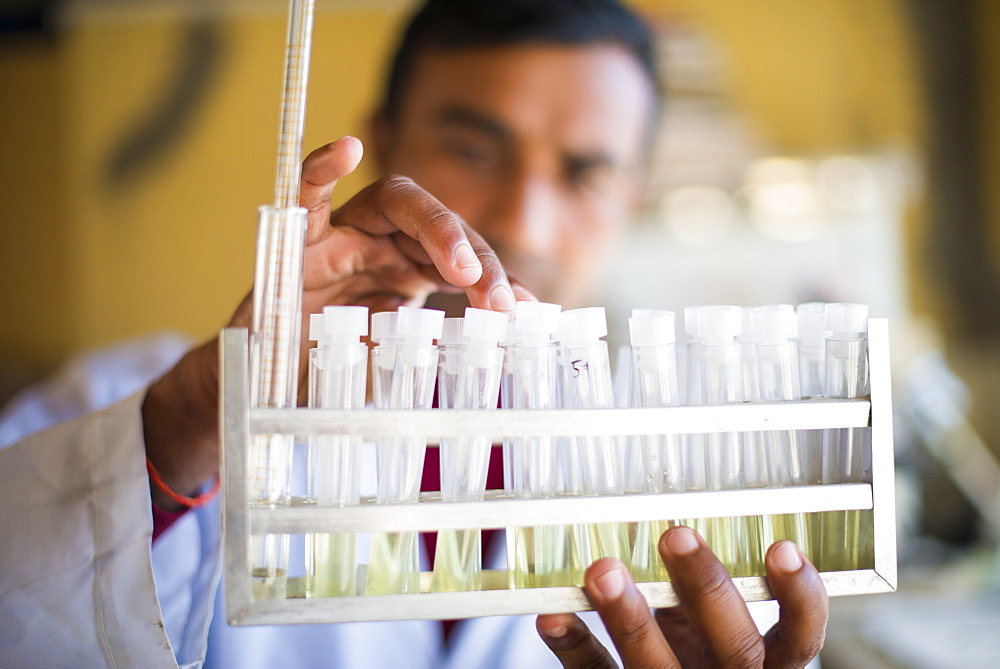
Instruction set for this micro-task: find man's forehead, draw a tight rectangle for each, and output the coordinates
[398,43,653,161]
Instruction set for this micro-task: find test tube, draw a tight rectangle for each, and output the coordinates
[366,306,444,595]
[559,307,630,579]
[797,302,828,547]
[306,306,368,598]
[432,309,508,592]
[751,305,811,556]
[620,309,670,496]
[740,308,769,493]
[628,310,682,581]
[248,205,307,600]
[738,309,770,558]
[682,307,707,494]
[820,303,870,571]
[695,306,762,576]
[796,302,827,398]
[503,301,571,588]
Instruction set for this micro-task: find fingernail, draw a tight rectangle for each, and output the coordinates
[664,526,699,557]
[489,285,517,312]
[540,622,568,639]
[454,243,480,270]
[593,564,626,602]
[771,541,803,573]
[511,285,538,302]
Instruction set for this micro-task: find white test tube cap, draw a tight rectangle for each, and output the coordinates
[684,306,700,338]
[629,311,676,347]
[750,304,796,345]
[560,307,607,347]
[308,313,325,342]
[439,317,464,347]
[796,302,826,342]
[370,311,398,345]
[825,303,868,338]
[463,308,510,346]
[632,307,669,318]
[696,305,742,342]
[321,305,369,343]
[396,306,445,343]
[512,301,562,345]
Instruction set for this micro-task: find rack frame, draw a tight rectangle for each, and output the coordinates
[221,319,895,625]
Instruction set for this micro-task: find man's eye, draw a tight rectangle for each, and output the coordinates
[567,164,612,193]
[444,140,498,169]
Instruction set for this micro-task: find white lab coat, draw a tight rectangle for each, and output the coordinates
[0,334,783,668]
[0,391,179,667]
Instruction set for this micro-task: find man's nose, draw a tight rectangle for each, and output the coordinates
[477,172,559,261]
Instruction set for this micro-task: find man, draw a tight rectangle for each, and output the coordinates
[0,1,827,666]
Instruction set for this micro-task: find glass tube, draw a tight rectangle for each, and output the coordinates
[248,205,307,600]
[366,307,443,595]
[797,302,828,549]
[628,311,682,582]
[696,306,761,577]
[503,302,572,588]
[751,305,811,558]
[560,308,630,581]
[306,307,368,598]
[820,304,870,572]
[432,309,506,592]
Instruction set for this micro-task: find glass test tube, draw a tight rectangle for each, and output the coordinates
[696,306,762,576]
[820,303,870,572]
[306,307,368,598]
[740,308,771,551]
[751,305,811,557]
[559,307,630,580]
[503,301,572,588]
[628,310,682,582]
[432,309,508,592]
[366,307,444,595]
[682,307,707,496]
[740,308,769,489]
[797,302,828,549]
[248,205,307,600]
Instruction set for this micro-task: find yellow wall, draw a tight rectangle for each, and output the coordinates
[64,8,407,354]
[0,0,994,374]
[638,0,922,151]
[0,39,73,366]
[0,6,407,372]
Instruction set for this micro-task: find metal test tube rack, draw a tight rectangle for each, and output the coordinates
[221,319,896,626]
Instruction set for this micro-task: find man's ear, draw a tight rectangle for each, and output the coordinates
[367,112,391,173]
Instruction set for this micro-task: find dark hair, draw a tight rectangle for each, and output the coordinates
[381,0,659,120]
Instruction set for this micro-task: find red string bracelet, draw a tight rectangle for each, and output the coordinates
[146,458,221,509]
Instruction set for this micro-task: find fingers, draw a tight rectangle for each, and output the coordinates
[329,175,519,312]
[510,281,538,302]
[582,558,679,668]
[762,541,828,668]
[330,176,481,283]
[653,607,708,667]
[658,526,766,667]
[536,613,618,669]
[300,137,364,241]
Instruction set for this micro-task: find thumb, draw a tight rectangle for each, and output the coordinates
[300,137,364,242]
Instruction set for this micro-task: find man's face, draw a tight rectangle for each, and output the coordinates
[375,44,653,310]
